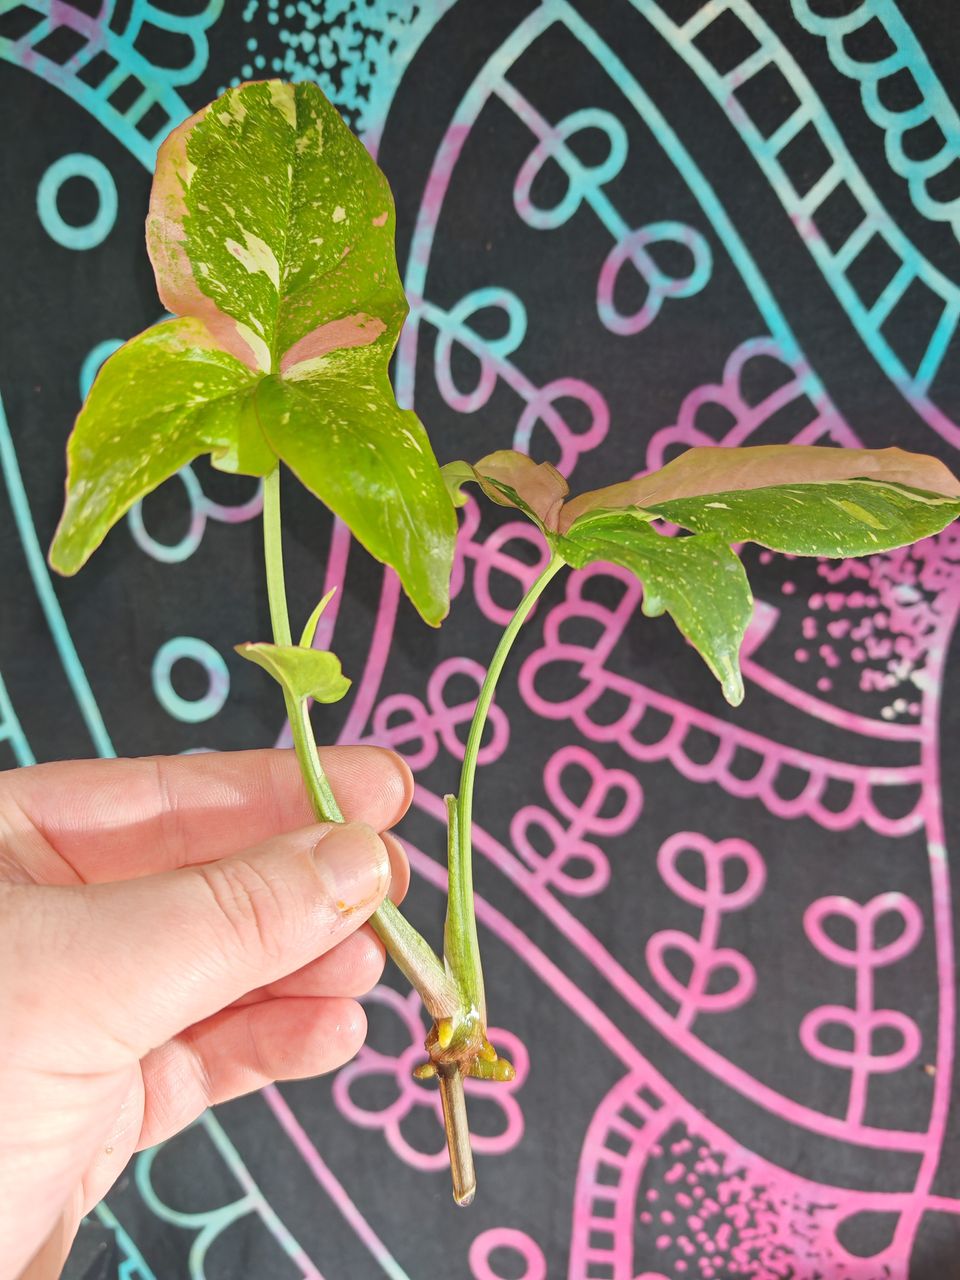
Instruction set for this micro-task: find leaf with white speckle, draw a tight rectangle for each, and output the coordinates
[559,443,960,529]
[558,509,752,706]
[49,318,259,574]
[50,81,457,623]
[256,352,455,627]
[648,479,960,556]
[147,80,404,373]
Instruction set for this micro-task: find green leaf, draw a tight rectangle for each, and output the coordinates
[50,80,457,625]
[448,444,960,564]
[649,480,960,557]
[235,641,350,704]
[256,357,456,627]
[147,80,406,373]
[49,318,259,575]
[559,509,753,705]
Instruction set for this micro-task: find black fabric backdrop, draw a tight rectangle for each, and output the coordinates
[3,1,960,1277]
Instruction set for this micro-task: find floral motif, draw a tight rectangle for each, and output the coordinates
[332,986,528,1170]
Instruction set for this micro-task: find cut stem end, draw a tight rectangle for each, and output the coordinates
[436,1064,476,1207]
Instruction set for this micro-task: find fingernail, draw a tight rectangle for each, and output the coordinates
[313,822,390,913]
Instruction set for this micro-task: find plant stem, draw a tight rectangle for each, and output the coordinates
[263,467,343,823]
[446,553,565,1011]
[437,1065,476,1207]
[263,465,294,650]
[372,898,458,1018]
[261,465,454,1015]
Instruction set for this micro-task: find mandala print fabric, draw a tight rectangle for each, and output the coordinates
[4,1,960,1277]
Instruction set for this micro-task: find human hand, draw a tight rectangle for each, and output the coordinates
[0,747,412,1279]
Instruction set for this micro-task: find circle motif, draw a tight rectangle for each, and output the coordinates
[152,637,230,724]
[37,154,118,251]
[469,1228,547,1280]
[79,338,124,400]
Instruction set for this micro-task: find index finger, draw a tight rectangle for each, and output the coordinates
[0,747,413,885]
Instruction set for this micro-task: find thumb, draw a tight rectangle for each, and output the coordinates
[17,821,390,1060]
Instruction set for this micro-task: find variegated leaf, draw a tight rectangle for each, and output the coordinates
[49,318,259,575]
[558,510,752,706]
[442,451,569,531]
[647,479,960,557]
[257,350,455,627]
[147,80,405,375]
[560,444,960,530]
[50,80,457,625]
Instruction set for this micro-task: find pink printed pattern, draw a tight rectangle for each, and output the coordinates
[568,1067,941,1280]
[327,8,960,1274]
[519,563,925,836]
[511,746,642,897]
[647,834,764,1030]
[333,987,527,1171]
[470,1228,547,1280]
[801,894,923,1126]
[371,656,510,771]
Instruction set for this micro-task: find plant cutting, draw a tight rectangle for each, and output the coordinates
[47,79,960,1207]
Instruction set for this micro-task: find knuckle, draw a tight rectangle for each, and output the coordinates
[197,856,293,964]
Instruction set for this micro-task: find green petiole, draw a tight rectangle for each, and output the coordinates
[262,466,454,1018]
[445,553,565,1018]
[262,465,562,1204]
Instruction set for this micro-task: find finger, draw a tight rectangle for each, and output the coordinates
[15,821,390,1061]
[383,831,410,905]
[1,747,413,885]
[226,834,404,1009]
[138,997,365,1149]
[233,927,386,1006]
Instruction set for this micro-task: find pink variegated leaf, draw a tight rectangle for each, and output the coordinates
[50,81,456,625]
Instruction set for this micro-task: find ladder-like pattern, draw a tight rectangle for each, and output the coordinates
[0,1,220,170]
[635,0,960,444]
[571,1076,668,1280]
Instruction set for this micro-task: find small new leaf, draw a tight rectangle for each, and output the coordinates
[299,588,337,649]
[236,642,350,705]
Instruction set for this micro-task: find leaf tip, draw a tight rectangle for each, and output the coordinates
[722,669,745,707]
[47,528,83,578]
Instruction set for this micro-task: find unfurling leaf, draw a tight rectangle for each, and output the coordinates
[299,588,338,649]
[235,642,350,705]
[49,80,456,626]
[559,510,752,705]
[441,452,568,531]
